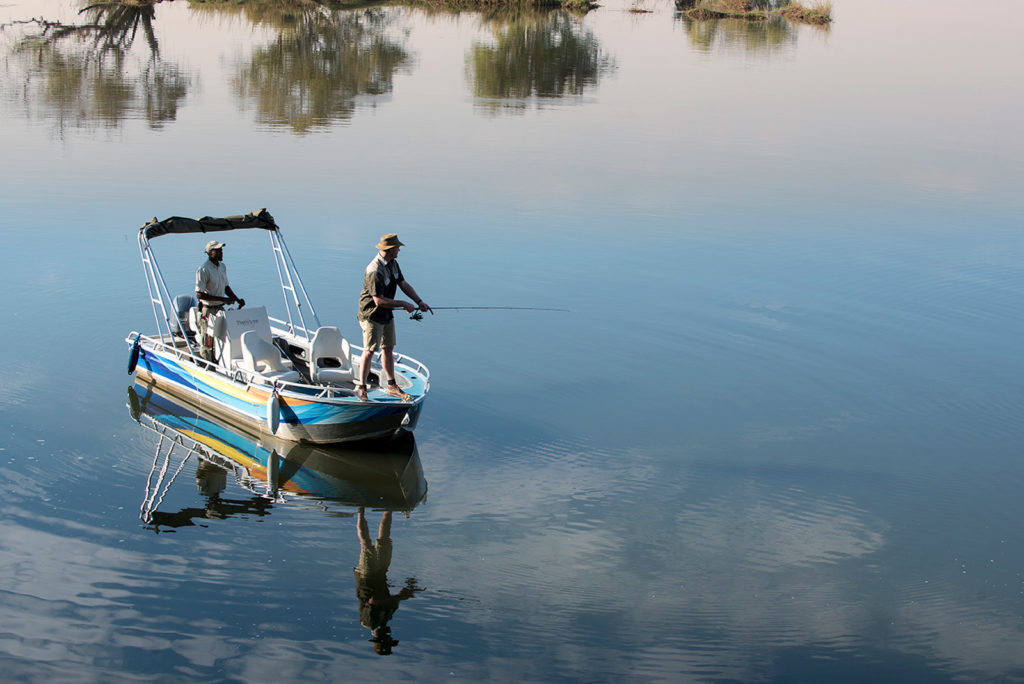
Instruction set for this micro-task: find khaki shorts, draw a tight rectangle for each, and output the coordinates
[360,319,396,352]
[355,538,393,576]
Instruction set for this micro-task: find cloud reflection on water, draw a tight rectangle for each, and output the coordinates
[2,427,1024,680]
[675,484,887,569]
[413,431,1024,681]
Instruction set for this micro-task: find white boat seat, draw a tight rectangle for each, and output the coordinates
[171,294,197,337]
[240,330,301,383]
[309,326,354,385]
[216,306,273,368]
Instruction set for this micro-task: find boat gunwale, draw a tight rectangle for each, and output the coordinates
[128,330,429,407]
[131,371,416,444]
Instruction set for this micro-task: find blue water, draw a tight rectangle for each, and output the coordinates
[1,0,1022,681]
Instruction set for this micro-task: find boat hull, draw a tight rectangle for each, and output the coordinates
[134,342,423,444]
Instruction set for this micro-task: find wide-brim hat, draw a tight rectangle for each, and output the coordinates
[376,234,405,250]
[205,240,226,253]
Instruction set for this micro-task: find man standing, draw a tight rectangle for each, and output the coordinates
[195,240,244,364]
[355,234,431,401]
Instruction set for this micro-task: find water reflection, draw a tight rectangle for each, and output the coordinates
[127,380,428,655]
[674,11,797,53]
[2,1,615,131]
[1,1,190,130]
[231,8,412,132]
[672,0,825,53]
[467,10,613,113]
[188,0,353,28]
[128,381,428,532]
[354,507,424,655]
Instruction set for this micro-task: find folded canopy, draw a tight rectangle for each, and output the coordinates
[141,208,278,240]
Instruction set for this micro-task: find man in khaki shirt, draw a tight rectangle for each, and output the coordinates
[355,233,431,401]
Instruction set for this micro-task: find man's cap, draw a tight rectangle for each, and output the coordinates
[376,234,405,250]
[205,240,226,253]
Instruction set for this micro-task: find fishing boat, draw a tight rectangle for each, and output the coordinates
[127,209,429,444]
[129,381,428,526]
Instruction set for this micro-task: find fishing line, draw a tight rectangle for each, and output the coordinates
[408,306,569,320]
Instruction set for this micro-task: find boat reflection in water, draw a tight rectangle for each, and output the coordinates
[128,381,429,654]
[127,381,427,530]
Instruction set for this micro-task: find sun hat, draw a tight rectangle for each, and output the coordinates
[205,240,226,253]
[376,234,405,250]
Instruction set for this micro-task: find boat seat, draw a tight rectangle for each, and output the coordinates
[309,326,354,385]
[171,294,197,338]
[216,306,273,369]
[240,330,301,384]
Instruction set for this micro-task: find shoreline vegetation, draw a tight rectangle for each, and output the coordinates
[186,0,600,12]
[678,0,832,25]
[74,0,831,23]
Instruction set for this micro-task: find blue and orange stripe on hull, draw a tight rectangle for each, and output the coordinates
[135,345,420,443]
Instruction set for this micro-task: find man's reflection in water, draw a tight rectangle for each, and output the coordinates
[354,507,422,655]
[146,460,272,531]
[196,460,228,519]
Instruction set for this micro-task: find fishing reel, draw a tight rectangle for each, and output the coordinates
[409,310,424,321]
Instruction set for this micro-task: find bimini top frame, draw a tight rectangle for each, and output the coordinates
[137,209,322,356]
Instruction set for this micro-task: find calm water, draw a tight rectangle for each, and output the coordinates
[1,0,1023,681]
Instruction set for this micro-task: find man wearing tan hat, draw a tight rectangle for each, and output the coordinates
[195,240,244,364]
[355,234,431,401]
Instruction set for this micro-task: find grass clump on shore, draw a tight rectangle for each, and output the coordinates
[777,1,831,24]
[681,0,832,25]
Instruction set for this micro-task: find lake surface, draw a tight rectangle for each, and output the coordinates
[1,0,1023,681]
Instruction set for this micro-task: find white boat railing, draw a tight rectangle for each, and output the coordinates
[268,317,430,381]
[138,223,322,358]
[133,331,427,401]
[269,229,321,343]
[132,332,331,395]
[139,232,197,357]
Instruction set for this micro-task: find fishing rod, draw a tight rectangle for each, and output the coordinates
[408,306,569,320]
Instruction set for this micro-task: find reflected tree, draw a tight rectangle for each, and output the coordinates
[232,8,412,133]
[1,1,190,131]
[467,10,612,113]
[674,0,828,52]
[187,0,374,29]
[675,13,796,53]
